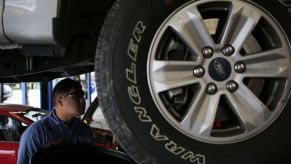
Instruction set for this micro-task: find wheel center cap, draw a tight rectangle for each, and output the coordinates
[209,58,231,81]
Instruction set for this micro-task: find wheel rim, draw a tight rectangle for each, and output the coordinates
[147,0,291,144]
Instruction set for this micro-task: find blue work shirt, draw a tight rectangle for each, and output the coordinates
[17,109,93,164]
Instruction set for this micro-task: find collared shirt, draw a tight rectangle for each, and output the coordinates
[17,110,93,164]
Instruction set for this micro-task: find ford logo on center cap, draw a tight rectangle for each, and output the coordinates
[214,59,226,79]
[208,58,231,81]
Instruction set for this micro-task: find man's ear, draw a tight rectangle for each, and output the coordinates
[57,97,64,107]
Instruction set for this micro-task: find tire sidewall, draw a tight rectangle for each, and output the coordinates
[99,0,291,164]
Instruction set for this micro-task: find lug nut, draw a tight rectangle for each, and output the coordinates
[226,81,238,92]
[234,62,246,73]
[206,83,217,95]
[222,45,235,56]
[202,47,214,58]
[193,66,205,78]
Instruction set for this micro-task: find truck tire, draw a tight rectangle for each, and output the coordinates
[96,0,291,163]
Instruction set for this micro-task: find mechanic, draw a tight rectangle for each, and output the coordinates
[17,78,94,164]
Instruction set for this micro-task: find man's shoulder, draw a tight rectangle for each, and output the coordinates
[22,116,50,137]
[32,115,51,127]
[75,118,90,128]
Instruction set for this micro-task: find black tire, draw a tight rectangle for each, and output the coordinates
[96,0,291,164]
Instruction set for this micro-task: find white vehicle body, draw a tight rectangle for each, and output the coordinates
[0,0,58,45]
[0,0,113,81]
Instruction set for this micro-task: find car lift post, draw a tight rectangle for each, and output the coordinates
[86,73,92,102]
[0,83,3,103]
[40,81,53,111]
[21,82,28,105]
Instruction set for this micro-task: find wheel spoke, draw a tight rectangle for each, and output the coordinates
[243,65,288,78]
[226,85,272,132]
[168,6,214,55]
[241,47,287,63]
[220,2,262,51]
[151,60,202,92]
[241,48,289,78]
[181,92,220,137]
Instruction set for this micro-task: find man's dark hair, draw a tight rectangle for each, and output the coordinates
[52,78,82,105]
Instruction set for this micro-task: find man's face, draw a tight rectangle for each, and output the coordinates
[59,88,86,116]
